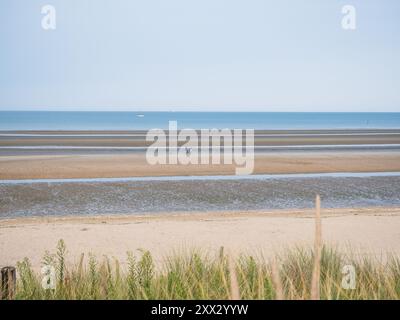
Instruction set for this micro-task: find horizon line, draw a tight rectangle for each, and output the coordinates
[1,110,400,113]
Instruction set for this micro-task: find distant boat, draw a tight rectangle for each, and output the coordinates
[136,114,145,118]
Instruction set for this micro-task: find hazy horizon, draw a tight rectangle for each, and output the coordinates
[1,110,400,113]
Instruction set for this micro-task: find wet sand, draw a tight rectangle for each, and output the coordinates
[1,129,400,179]
[1,130,400,147]
[1,173,400,218]
[1,207,400,270]
[1,152,400,179]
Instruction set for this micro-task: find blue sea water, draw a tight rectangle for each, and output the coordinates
[0,111,400,130]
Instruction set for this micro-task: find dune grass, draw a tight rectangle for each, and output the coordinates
[13,239,400,300]
[8,197,400,300]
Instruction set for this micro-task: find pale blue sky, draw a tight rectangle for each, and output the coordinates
[0,0,399,111]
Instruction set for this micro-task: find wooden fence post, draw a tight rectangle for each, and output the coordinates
[1,266,16,300]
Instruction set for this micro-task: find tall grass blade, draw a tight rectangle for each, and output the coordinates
[311,194,322,300]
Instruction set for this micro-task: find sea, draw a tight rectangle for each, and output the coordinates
[0,111,400,130]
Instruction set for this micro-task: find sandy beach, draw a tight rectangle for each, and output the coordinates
[1,152,400,180]
[1,207,400,271]
[2,0,400,301]
[1,129,400,270]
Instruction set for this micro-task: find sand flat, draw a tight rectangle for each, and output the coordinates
[1,207,400,270]
[1,152,400,179]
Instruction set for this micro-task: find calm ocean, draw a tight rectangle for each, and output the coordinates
[0,111,400,131]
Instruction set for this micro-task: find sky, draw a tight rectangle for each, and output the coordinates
[0,0,399,112]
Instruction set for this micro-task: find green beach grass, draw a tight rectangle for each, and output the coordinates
[12,239,400,300]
